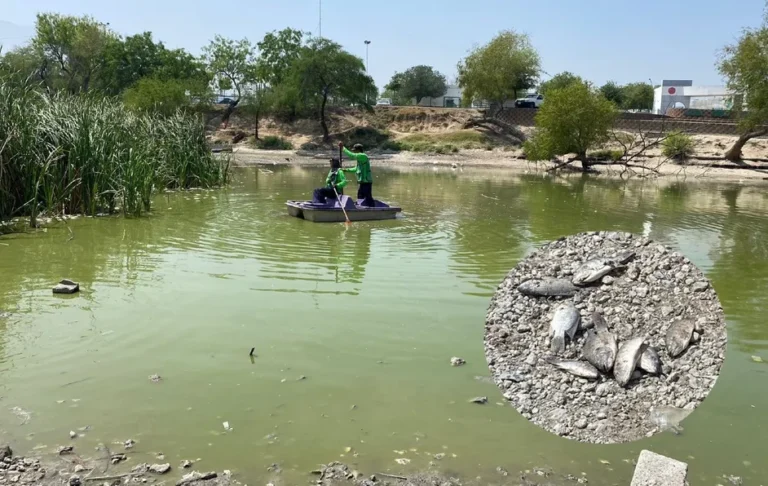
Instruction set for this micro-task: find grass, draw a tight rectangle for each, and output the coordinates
[395,130,492,153]
[0,74,229,225]
[254,135,293,150]
[662,131,695,161]
[589,148,625,162]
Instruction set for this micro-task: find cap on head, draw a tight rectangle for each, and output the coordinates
[353,143,364,151]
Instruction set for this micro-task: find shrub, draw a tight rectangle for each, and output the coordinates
[662,132,695,160]
[590,148,625,162]
[380,140,403,151]
[255,136,293,150]
[524,82,618,167]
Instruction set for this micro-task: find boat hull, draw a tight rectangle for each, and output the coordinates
[286,197,401,223]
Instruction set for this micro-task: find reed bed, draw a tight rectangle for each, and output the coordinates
[0,75,229,226]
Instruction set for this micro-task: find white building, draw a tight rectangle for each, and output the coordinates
[414,85,463,107]
[653,80,736,114]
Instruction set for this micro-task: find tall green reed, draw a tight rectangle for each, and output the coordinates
[0,75,229,225]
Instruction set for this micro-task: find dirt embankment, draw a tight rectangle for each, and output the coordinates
[210,106,768,182]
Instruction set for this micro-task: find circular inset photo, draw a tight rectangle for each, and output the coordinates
[484,231,727,444]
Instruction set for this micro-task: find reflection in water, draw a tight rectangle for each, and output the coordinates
[1,167,768,485]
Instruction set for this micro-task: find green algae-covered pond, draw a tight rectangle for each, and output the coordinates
[1,165,767,485]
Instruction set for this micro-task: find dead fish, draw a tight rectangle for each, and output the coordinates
[517,278,579,297]
[648,405,692,434]
[639,346,662,375]
[582,312,617,373]
[550,302,580,354]
[666,319,695,358]
[614,337,646,387]
[545,358,600,380]
[572,259,615,286]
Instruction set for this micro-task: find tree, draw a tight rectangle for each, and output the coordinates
[239,81,274,139]
[33,12,118,93]
[123,77,212,115]
[257,28,305,85]
[622,82,654,111]
[0,45,49,85]
[540,71,586,96]
[385,65,447,105]
[201,35,257,103]
[287,38,376,140]
[718,23,768,160]
[599,81,625,107]
[523,82,618,170]
[457,30,540,110]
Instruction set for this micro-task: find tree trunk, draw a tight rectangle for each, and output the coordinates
[221,99,240,128]
[725,128,768,161]
[254,109,260,140]
[320,91,329,141]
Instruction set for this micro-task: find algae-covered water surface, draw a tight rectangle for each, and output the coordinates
[1,166,766,485]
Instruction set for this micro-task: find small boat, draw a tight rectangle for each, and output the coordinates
[286,195,401,223]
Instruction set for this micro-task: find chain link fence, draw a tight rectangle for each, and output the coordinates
[491,107,765,138]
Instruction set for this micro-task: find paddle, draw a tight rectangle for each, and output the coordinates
[332,184,351,226]
[336,142,352,225]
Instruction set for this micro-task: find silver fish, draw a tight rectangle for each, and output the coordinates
[613,337,646,387]
[665,319,695,358]
[572,259,614,286]
[546,358,600,380]
[517,278,578,297]
[648,405,692,435]
[639,346,662,375]
[582,312,617,373]
[550,302,580,354]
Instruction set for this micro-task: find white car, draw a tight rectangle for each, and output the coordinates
[376,98,392,106]
[515,93,544,108]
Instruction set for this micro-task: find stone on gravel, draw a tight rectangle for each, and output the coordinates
[181,460,194,469]
[177,471,217,485]
[0,445,12,461]
[630,450,687,486]
[484,232,727,444]
[150,463,171,474]
[68,475,82,486]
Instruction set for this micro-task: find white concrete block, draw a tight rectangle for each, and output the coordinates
[630,450,688,486]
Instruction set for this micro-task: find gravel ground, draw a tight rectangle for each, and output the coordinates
[483,231,727,444]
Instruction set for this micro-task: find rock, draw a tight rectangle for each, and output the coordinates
[630,450,687,486]
[181,460,193,469]
[470,396,488,404]
[726,475,743,485]
[575,418,588,429]
[0,445,11,461]
[111,453,126,465]
[53,279,80,294]
[148,374,161,383]
[69,431,77,439]
[692,281,709,292]
[124,439,135,449]
[58,446,74,455]
[149,463,171,475]
[73,465,86,473]
[450,357,466,366]
[69,475,82,486]
[177,471,217,485]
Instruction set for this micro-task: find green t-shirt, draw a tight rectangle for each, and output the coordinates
[341,147,372,183]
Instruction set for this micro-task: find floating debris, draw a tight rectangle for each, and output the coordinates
[222,421,232,432]
[53,279,80,294]
[149,374,162,383]
[450,357,466,366]
[395,458,410,465]
[751,356,764,363]
[470,396,488,404]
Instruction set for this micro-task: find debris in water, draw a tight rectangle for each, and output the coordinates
[470,396,488,404]
[393,450,405,455]
[149,374,162,383]
[10,406,31,424]
[395,458,410,465]
[69,431,77,439]
[181,460,193,469]
[58,445,74,455]
[450,357,466,366]
[124,439,135,449]
[344,447,352,453]
[53,279,80,294]
[751,355,764,363]
[249,347,255,357]
[298,375,307,381]
[223,421,232,432]
[599,459,610,465]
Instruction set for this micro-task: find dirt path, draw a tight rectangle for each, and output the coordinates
[228,147,768,183]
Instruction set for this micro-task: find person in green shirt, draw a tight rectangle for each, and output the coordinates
[312,157,347,204]
[338,142,375,207]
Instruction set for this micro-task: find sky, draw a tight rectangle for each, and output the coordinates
[1,0,765,90]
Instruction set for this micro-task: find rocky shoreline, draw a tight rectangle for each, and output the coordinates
[484,231,727,444]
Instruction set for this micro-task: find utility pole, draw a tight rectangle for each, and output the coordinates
[364,40,371,72]
[318,0,322,38]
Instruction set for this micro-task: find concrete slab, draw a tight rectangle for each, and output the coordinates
[630,450,688,486]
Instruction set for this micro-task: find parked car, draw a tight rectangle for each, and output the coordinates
[376,98,392,106]
[515,93,544,108]
[218,97,233,105]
